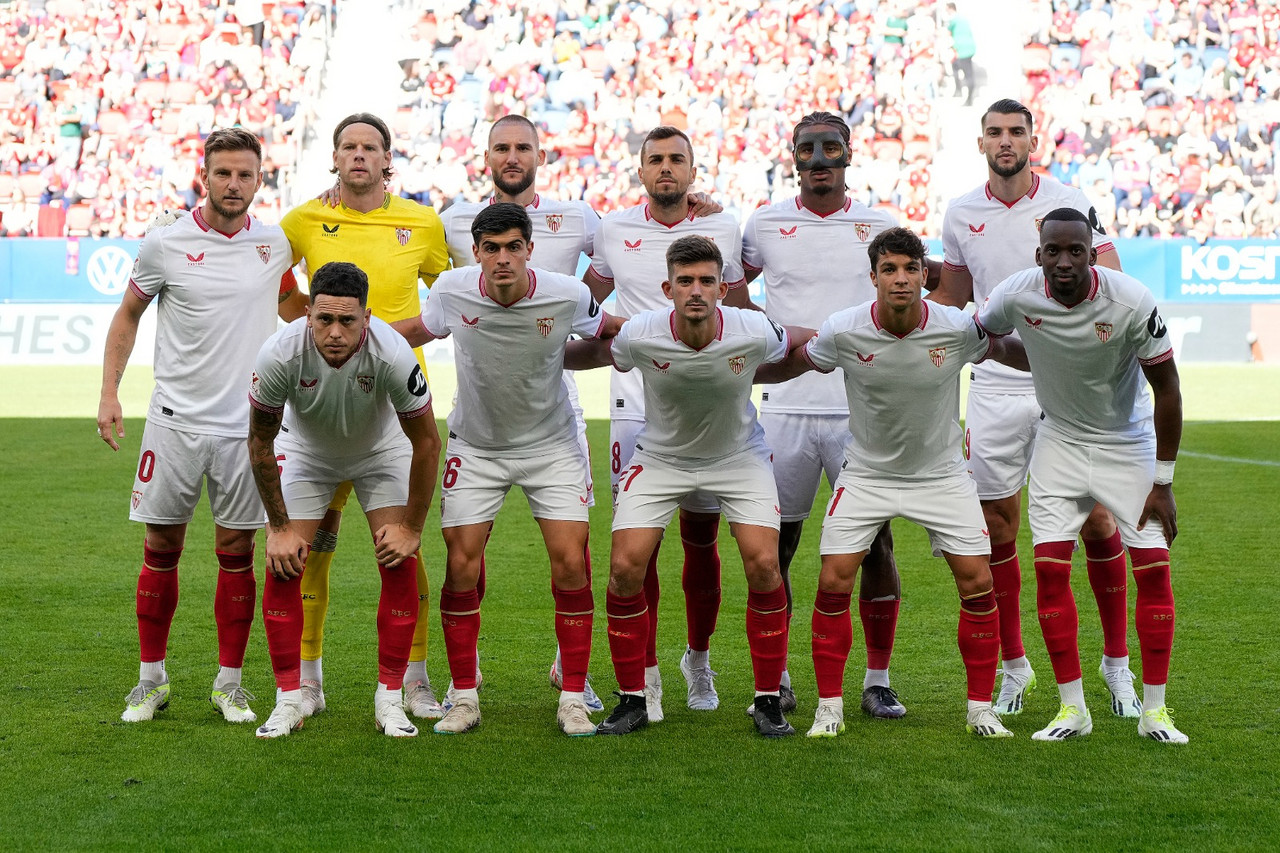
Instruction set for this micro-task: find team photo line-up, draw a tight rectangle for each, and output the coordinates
[95,99,1186,744]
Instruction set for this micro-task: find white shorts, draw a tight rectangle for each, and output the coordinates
[819,473,990,557]
[277,438,411,521]
[564,370,595,508]
[760,412,850,521]
[965,390,1041,500]
[610,418,719,514]
[441,435,589,527]
[1027,431,1167,549]
[129,421,263,529]
[612,446,780,531]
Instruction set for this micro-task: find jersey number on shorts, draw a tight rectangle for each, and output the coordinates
[827,486,846,516]
[620,464,644,492]
[442,456,462,489]
[137,450,156,483]
[611,442,621,475]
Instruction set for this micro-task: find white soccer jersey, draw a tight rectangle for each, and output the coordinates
[977,266,1174,445]
[610,307,788,462]
[742,196,898,415]
[440,195,598,274]
[591,205,746,420]
[422,267,607,451]
[803,300,993,481]
[942,172,1117,394]
[128,207,292,437]
[249,317,432,459]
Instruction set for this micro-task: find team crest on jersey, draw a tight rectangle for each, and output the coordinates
[256,245,271,264]
[1034,218,1045,231]
[546,214,563,233]
[131,489,143,509]
[1095,322,1113,342]
[396,228,411,246]
[854,223,872,242]
[358,374,374,393]
[727,355,747,375]
[929,346,947,367]
[536,317,555,337]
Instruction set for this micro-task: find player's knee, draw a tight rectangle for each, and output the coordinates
[1080,505,1117,540]
[144,523,186,554]
[443,553,482,591]
[741,551,782,590]
[981,497,1020,543]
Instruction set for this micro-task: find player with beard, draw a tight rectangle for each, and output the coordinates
[740,112,906,720]
[977,209,1186,744]
[933,100,1138,720]
[584,127,752,723]
[99,128,305,725]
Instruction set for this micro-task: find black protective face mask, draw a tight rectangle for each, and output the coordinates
[793,130,851,171]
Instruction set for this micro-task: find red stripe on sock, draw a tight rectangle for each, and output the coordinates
[959,591,1000,701]
[606,589,649,693]
[377,557,419,690]
[554,583,594,693]
[989,540,1025,661]
[858,597,899,671]
[681,514,722,652]
[642,545,661,668]
[812,590,852,700]
[439,586,481,691]
[1084,530,1129,658]
[746,584,788,693]
[1034,540,1081,684]
[1130,547,1175,686]
[136,554,180,663]
[262,573,303,691]
[214,563,255,668]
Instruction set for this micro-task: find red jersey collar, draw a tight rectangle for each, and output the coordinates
[645,204,694,229]
[871,300,929,338]
[669,307,723,351]
[984,172,1040,209]
[794,196,852,218]
[193,206,249,237]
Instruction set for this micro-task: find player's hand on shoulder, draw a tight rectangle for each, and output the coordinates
[374,522,421,567]
[687,192,723,218]
[144,208,189,235]
[264,524,308,579]
[1138,484,1178,544]
[317,180,341,208]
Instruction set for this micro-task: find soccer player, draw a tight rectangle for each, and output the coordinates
[584,126,751,721]
[400,202,621,737]
[282,112,450,720]
[740,111,906,719]
[758,226,1024,739]
[932,99,1139,718]
[248,261,442,739]
[569,235,807,738]
[977,209,1186,744]
[97,127,305,724]
[437,114,602,708]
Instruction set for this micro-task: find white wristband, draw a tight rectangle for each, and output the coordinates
[1154,459,1175,485]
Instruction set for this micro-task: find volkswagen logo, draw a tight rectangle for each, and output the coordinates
[87,246,134,295]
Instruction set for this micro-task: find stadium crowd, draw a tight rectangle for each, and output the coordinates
[1,0,1276,240]
[0,0,326,238]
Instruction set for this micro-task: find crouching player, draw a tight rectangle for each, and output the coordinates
[760,227,1026,739]
[568,235,811,738]
[978,208,1186,743]
[247,261,442,738]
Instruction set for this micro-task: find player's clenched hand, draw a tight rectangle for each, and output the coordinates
[374,522,421,567]
[265,525,308,579]
[97,397,124,451]
[1137,484,1178,544]
[317,180,341,208]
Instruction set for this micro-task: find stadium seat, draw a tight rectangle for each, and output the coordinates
[136,80,168,106]
[65,203,94,237]
[17,173,44,199]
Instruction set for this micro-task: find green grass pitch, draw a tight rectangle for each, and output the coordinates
[1,416,1278,850]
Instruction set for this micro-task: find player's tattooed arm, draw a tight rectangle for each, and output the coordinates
[563,338,615,370]
[1138,357,1183,544]
[248,407,306,578]
[98,289,150,450]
